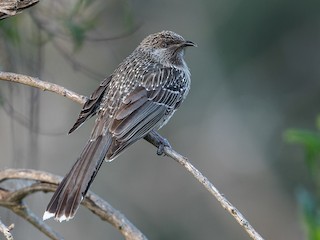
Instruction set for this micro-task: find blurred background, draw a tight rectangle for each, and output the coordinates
[1,0,320,239]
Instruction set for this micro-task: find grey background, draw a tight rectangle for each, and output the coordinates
[1,0,319,239]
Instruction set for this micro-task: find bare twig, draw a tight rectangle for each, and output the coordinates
[0,0,39,20]
[144,131,263,240]
[0,72,87,105]
[0,219,14,240]
[11,201,63,240]
[0,169,147,240]
[0,71,264,239]
[83,193,147,240]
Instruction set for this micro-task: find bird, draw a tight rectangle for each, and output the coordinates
[43,30,196,222]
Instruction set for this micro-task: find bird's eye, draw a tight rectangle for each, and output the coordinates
[161,42,168,48]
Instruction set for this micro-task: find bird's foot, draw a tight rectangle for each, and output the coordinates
[156,137,172,156]
[144,130,172,156]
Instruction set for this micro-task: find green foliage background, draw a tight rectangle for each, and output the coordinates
[286,117,320,240]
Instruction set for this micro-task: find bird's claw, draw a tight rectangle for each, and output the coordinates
[157,137,171,155]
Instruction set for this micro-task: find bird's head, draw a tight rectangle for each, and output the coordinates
[138,30,196,67]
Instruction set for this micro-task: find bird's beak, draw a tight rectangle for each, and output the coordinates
[182,40,197,47]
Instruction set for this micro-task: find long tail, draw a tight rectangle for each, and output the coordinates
[43,134,112,222]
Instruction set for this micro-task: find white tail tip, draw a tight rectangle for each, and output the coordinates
[43,211,54,221]
[43,211,73,222]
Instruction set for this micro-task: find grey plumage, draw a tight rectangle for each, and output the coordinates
[43,30,196,222]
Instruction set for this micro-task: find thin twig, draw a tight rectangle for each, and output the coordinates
[145,121,264,240]
[0,71,87,104]
[0,71,264,239]
[0,169,147,240]
[0,0,39,20]
[0,219,14,240]
[84,193,147,240]
[11,201,63,240]
[168,149,263,239]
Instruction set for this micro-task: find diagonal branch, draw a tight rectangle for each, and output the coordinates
[11,201,63,240]
[0,71,264,240]
[144,131,263,240]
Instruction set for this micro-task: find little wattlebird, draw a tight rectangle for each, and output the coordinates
[43,30,196,222]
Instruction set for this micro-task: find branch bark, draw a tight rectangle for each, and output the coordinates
[0,0,39,20]
[0,71,264,240]
[0,219,14,240]
[0,72,87,104]
[0,169,147,240]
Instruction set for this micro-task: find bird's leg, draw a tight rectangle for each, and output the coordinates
[144,130,172,156]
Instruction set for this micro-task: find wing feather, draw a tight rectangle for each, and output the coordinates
[106,67,188,159]
[69,76,112,134]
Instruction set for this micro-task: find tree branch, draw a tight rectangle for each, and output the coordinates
[11,201,63,240]
[0,71,264,240]
[0,169,147,240]
[0,0,39,20]
[0,72,87,105]
[144,131,263,240]
[0,219,14,240]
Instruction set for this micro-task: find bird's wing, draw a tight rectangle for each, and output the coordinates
[106,67,187,159]
[68,76,112,134]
